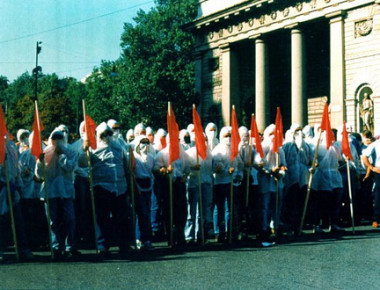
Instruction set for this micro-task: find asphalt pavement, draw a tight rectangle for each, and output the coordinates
[1,225,380,289]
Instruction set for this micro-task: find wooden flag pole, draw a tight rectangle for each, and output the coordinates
[346,160,355,234]
[129,146,137,249]
[196,154,205,247]
[168,102,174,247]
[299,130,322,236]
[274,152,279,239]
[4,154,20,261]
[82,99,99,254]
[229,105,235,245]
[194,105,205,246]
[35,100,54,259]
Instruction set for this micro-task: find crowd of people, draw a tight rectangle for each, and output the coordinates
[1,117,379,262]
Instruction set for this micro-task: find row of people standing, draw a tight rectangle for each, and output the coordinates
[1,118,379,262]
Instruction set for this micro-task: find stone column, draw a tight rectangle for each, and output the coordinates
[254,36,269,131]
[220,43,238,126]
[291,27,307,126]
[326,11,345,128]
[373,95,380,136]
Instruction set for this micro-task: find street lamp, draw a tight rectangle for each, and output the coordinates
[33,41,42,101]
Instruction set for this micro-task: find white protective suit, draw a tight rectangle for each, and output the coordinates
[179,129,191,151]
[311,132,343,191]
[133,136,154,192]
[255,124,287,193]
[154,134,191,180]
[212,126,243,185]
[186,146,213,188]
[205,122,219,151]
[282,124,314,190]
[0,141,22,215]
[153,128,167,152]
[17,129,30,153]
[35,130,77,199]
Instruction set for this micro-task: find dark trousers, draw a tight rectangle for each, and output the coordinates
[74,176,93,246]
[310,188,342,227]
[135,189,152,243]
[282,184,306,231]
[162,177,187,244]
[214,183,239,239]
[94,186,129,250]
[20,198,48,249]
[373,173,380,222]
[0,202,30,254]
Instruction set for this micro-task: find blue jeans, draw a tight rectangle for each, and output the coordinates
[214,184,238,239]
[185,183,213,240]
[48,198,76,251]
[258,189,283,233]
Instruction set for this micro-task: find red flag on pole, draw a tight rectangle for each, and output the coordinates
[0,104,7,164]
[192,105,207,160]
[85,115,97,150]
[341,121,353,161]
[31,108,44,160]
[231,105,240,162]
[320,103,334,149]
[167,103,180,165]
[272,107,283,153]
[250,114,264,158]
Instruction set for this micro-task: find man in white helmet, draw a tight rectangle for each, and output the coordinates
[212,126,243,243]
[57,124,70,147]
[17,129,30,153]
[0,139,34,262]
[255,124,287,247]
[282,124,313,235]
[205,123,219,151]
[36,129,79,260]
[154,133,191,246]
[310,129,343,234]
[18,132,45,249]
[80,122,130,259]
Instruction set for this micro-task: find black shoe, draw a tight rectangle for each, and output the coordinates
[97,249,111,261]
[66,249,82,259]
[20,250,34,261]
[53,249,65,262]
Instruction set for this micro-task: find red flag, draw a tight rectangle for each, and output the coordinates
[192,105,207,160]
[31,109,44,160]
[272,107,283,153]
[250,114,264,158]
[320,103,334,149]
[0,104,7,164]
[167,103,180,165]
[160,136,167,149]
[341,121,353,161]
[231,106,240,162]
[85,115,97,150]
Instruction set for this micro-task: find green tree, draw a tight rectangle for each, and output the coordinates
[117,0,197,129]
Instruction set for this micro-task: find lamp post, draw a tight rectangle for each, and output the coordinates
[33,41,42,101]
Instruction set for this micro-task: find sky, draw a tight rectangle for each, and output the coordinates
[0,0,155,82]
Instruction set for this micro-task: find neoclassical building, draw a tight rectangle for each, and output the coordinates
[185,0,380,134]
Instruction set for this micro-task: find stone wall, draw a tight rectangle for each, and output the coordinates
[344,4,380,134]
[307,96,328,127]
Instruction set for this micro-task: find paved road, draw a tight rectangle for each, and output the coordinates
[1,225,380,289]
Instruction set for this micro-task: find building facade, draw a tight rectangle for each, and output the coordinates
[186,0,380,134]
